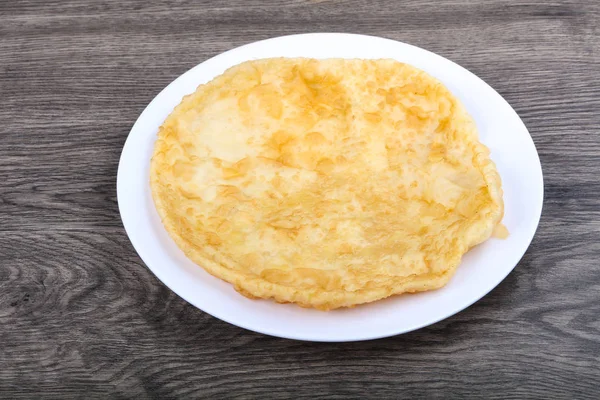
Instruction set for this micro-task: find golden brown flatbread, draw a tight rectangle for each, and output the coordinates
[150,58,504,310]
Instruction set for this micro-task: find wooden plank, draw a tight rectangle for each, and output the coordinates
[1,0,599,397]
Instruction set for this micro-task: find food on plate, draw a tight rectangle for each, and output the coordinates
[150,58,504,310]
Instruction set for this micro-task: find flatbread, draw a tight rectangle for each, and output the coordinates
[150,58,504,310]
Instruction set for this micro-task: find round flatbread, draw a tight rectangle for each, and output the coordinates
[150,58,504,310]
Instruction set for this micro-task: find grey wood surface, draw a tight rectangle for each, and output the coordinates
[1,0,599,398]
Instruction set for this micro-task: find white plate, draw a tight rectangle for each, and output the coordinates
[117,33,543,342]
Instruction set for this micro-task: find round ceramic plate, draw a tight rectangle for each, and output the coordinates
[117,33,543,342]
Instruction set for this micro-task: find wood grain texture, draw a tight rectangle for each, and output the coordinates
[1,0,599,398]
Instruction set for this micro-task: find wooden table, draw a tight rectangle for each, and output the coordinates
[2,0,599,398]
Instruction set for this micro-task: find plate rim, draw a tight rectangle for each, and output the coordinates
[117,32,544,342]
